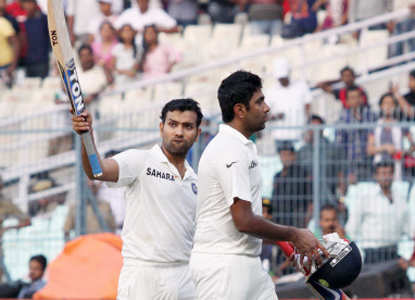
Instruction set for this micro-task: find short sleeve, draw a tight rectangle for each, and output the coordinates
[0,18,15,38]
[218,150,252,207]
[107,149,148,188]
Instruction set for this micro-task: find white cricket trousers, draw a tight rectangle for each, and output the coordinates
[117,258,196,300]
[190,253,278,300]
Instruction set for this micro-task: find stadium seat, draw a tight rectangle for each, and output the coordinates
[358,29,389,72]
[152,82,184,103]
[183,25,212,43]
[42,76,61,90]
[19,77,42,89]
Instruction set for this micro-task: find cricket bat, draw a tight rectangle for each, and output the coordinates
[47,0,102,178]
[275,241,349,300]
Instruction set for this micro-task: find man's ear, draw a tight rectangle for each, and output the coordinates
[233,103,247,119]
[195,127,202,142]
[159,122,164,134]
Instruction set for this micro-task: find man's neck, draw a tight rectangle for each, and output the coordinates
[226,121,252,139]
[161,146,185,169]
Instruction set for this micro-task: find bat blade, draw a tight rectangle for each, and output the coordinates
[275,241,348,300]
[47,0,102,177]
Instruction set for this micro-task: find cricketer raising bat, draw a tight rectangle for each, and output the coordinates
[47,0,102,178]
[276,241,353,300]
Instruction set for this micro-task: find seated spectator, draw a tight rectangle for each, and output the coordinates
[313,0,348,31]
[367,92,415,181]
[0,15,18,88]
[87,0,119,44]
[92,21,117,70]
[346,160,414,264]
[21,0,49,78]
[64,179,116,240]
[139,24,181,79]
[77,44,113,117]
[265,58,311,147]
[248,0,284,35]
[28,178,66,217]
[111,23,141,85]
[0,175,31,282]
[311,204,347,240]
[115,0,179,33]
[317,66,368,109]
[282,0,318,38]
[271,141,313,228]
[166,0,198,27]
[207,0,246,24]
[297,115,346,204]
[17,255,47,298]
[336,85,376,182]
[391,70,415,120]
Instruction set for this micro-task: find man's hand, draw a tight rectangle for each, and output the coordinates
[291,228,329,269]
[72,110,92,134]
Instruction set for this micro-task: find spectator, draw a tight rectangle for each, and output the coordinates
[389,3,415,58]
[64,179,116,240]
[67,0,102,44]
[110,23,141,85]
[271,141,313,228]
[0,175,31,282]
[265,58,312,147]
[346,160,414,264]
[77,44,113,117]
[317,66,368,109]
[92,21,117,70]
[297,115,346,204]
[367,92,415,180]
[139,24,181,79]
[311,204,347,240]
[21,0,49,78]
[313,0,348,31]
[115,0,179,33]
[28,178,65,217]
[0,15,18,87]
[283,0,318,38]
[207,0,246,24]
[336,85,376,183]
[5,0,30,63]
[17,255,47,298]
[87,0,119,44]
[247,0,284,35]
[260,197,278,280]
[166,0,198,27]
[391,70,415,119]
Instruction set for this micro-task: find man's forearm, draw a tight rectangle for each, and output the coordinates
[80,130,102,179]
[241,215,297,242]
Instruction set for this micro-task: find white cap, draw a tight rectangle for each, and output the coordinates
[98,0,112,4]
[273,58,291,79]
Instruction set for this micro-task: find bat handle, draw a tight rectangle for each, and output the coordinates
[81,132,102,178]
[275,241,294,257]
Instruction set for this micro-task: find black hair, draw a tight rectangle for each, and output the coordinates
[308,114,325,124]
[78,44,93,56]
[410,69,415,79]
[378,92,399,118]
[277,140,295,153]
[374,160,395,172]
[320,204,337,217]
[340,66,355,76]
[160,99,203,127]
[217,70,262,123]
[345,85,361,97]
[30,255,47,271]
[118,23,138,59]
[138,24,158,72]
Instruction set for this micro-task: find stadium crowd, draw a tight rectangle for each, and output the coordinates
[2,0,415,297]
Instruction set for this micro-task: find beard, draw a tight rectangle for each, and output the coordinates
[163,139,193,157]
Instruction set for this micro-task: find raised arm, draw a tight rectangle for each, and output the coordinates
[72,110,119,182]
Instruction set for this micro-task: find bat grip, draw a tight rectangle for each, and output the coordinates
[275,241,294,257]
[81,132,102,178]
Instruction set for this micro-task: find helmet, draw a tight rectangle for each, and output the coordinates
[308,241,362,289]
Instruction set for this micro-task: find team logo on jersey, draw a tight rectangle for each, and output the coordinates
[146,167,175,181]
[191,182,198,195]
[249,160,258,169]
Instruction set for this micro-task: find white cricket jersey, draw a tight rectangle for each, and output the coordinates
[192,124,263,257]
[108,145,198,263]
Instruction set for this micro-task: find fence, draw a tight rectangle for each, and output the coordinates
[2,117,415,282]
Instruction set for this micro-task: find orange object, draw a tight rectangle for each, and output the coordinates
[34,233,123,300]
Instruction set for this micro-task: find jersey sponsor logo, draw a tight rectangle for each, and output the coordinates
[191,182,198,195]
[249,160,258,169]
[226,161,238,168]
[146,167,175,181]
